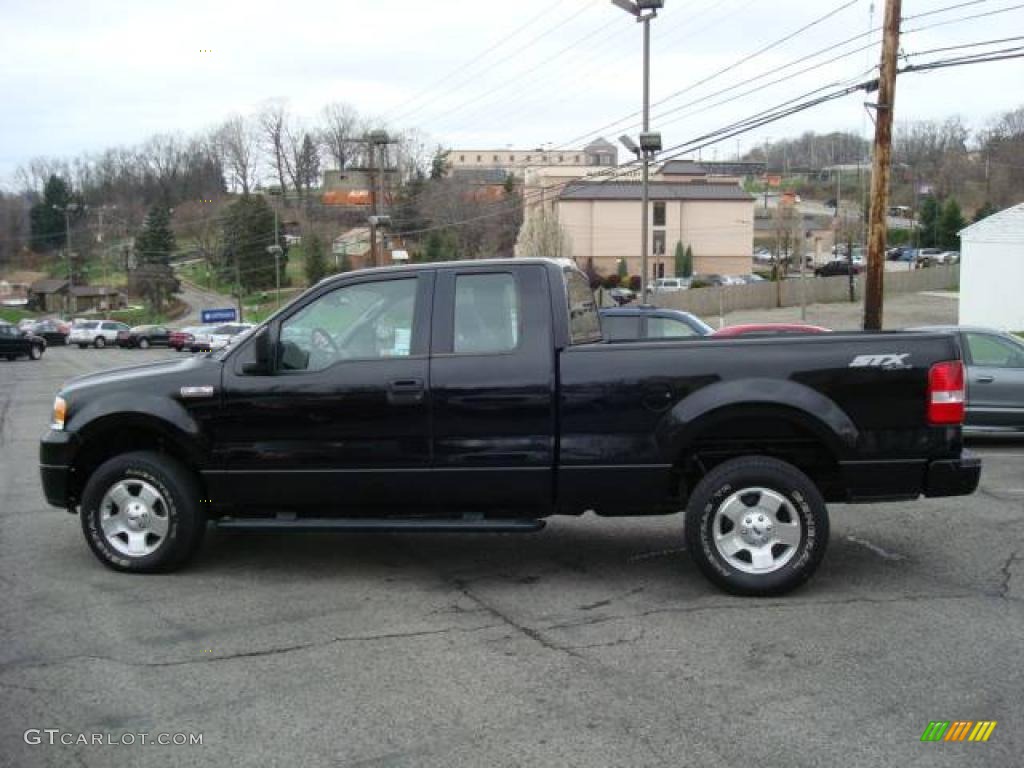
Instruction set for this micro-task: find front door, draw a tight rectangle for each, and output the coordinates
[211,272,434,512]
[429,264,556,513]
[963,331,1024,430]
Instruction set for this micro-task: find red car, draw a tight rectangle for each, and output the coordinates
[713,323,832,338]
[169,326,205,351]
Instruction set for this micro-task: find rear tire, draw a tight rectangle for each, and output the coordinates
[94,336,106,349]
[138,337,150,349]
[80,451,206,573]
[684,456,829,596]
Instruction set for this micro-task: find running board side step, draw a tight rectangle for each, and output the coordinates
[214,517,546,533]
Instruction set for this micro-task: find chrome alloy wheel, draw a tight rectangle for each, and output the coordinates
[712,487,803,574]
[99,479,170,557]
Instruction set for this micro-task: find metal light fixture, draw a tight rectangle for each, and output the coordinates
[619,135,640,157]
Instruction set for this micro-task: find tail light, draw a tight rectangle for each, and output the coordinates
[928,360,965,425]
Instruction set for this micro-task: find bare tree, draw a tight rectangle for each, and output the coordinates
[213,116,258,195]
[319,102,361,170]
[258,100,292,198]
[516,206,571,259]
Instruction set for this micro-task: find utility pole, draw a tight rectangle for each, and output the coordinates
[863,0,901,330]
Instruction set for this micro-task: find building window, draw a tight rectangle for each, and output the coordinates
[558,155,563,162]
[493,155,499,162]
[653,202,666,226]
[476,155,482,162]
[526,155,531,161]
[510,155,515,162]
[652,230,666,256]
[459,155,465,162]
[574,155,580,163]
[542,156,548,163]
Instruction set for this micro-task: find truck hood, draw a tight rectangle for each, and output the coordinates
[61,354,222,397]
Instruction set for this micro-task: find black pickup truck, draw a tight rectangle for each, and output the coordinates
[40,258,980,595]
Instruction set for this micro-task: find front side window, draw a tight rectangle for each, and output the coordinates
[453,273,519,354]
[647,316,701,338]
[602,315,641,341]
[279,278,417,372]
[966,333,1024,368]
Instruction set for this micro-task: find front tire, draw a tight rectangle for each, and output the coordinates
[138,337,150,349]
[685,456,829,596]
[80,451,206,573]
[29,345,43,360]
[94,336,106,349]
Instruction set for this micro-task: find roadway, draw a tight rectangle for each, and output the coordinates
[1,347,1020,767]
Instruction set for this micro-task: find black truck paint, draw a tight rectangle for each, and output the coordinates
[40,258,981,594]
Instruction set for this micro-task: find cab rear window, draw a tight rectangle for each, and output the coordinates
[564,269,601,345]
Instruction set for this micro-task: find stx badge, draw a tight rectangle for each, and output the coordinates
[849,353,911,370]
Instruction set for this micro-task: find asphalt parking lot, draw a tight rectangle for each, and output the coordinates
[1,346,1021,768]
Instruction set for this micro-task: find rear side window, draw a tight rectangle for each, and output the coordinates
[102,322,119,330]
[564,269,600,345]
[601,315,641,341]
[454,273,519,354]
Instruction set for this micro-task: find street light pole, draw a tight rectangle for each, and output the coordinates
[613,0,663,304]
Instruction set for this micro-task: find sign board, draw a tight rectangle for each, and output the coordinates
[391,249,410,261]
[201,308,237,324]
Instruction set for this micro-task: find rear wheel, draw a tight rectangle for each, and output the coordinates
[80,451,206,573]
[685,456,829,596]
[138,337,150,349]
[94,336,106,349]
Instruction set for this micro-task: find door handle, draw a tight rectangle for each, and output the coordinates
[975,375,995,383]
[387,378,424,404]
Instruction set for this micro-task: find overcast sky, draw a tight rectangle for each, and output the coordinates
[2,0,1023,186]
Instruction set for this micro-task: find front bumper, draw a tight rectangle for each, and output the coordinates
[39,430,78,508]
[924,452,982,497]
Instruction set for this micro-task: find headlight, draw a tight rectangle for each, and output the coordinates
[52,396,67,431]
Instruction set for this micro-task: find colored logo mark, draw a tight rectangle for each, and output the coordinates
[921,721,997,742]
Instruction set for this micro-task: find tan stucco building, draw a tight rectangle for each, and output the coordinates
[447,138,618,175]
[557,182,755,279]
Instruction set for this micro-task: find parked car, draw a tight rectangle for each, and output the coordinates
[169,325,207,352]
[116,324,172,349]
[713,323,832,338]
[912,248,943,267]
[690,273,730,286]
[41,258,980,596]
[0,321,46,360]
[887,245,911,260]
[650,277,688,293]
[26,318,70,345]
[607,287,636,306]
[814,260,862,277]
[935,250,960,264]
[600,307,713,340]
[912,326,1024,433]
[189,323,255,352]
[735,274,768,284]
[69,320,130,349]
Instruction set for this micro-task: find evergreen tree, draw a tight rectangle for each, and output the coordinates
[429,148,450,180]
[617,258,628,281]
[683,245,694,278]
[134,205,176,265]
[673,241,685,276]
[221,196,281,292]
[937,198,966,251]
[973,201,998,223]
[304,233,327,285]
[918,196,940,248]
[29,175,75,252]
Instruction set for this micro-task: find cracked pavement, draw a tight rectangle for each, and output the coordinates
[2,347,1022,767]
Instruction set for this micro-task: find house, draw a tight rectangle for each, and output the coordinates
[553,181,755,279]
[958,201,1024,331]
[321,167,398,207]
[69,285,126,314]
[27,278,70,312]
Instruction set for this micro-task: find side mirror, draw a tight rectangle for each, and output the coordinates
[241,326,275,375]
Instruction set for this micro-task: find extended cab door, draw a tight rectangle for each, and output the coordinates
[211,271,434,511]
[429,264,556,512]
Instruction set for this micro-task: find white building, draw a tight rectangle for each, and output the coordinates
[958,202,1024,331]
